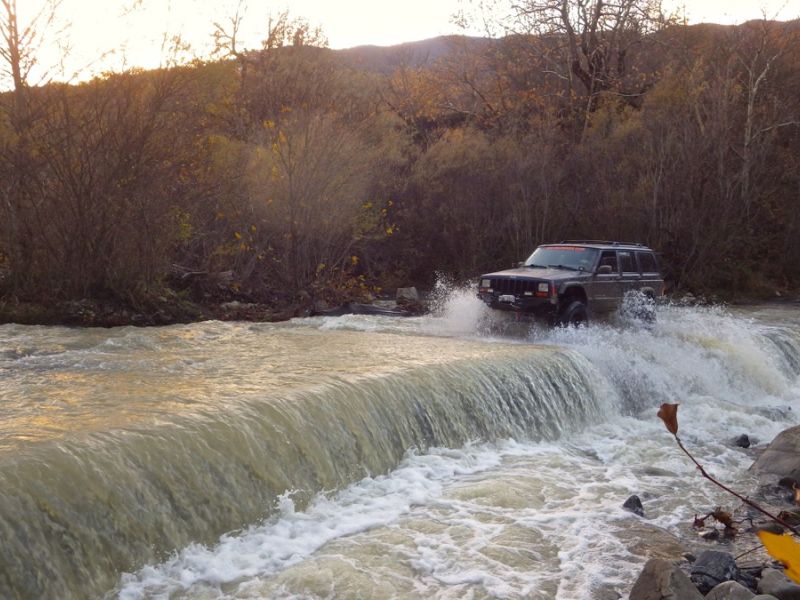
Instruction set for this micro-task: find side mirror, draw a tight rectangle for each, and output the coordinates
[515,261,525,268]
[598,265,614,275]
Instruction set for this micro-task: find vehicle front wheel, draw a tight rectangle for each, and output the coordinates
[558,300,588,327]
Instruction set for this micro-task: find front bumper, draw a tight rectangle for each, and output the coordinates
[477,292,558,318]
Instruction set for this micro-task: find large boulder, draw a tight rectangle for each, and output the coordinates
[758,569,800,600]
[396,287,419,303]
[706,581,755,600]
[751,426,800,483]
[613,521,686,562]
[629,559,704,600]
[690,550,740,594]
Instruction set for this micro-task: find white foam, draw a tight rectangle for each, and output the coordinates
[116,445,506,599]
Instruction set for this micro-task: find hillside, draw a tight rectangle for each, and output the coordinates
[1,17,799,324]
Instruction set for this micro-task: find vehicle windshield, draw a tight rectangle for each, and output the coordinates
[524,246,598,271]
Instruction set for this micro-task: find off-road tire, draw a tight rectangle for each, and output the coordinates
[559,300,588,327]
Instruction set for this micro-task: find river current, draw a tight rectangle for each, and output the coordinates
[1,291,799,599]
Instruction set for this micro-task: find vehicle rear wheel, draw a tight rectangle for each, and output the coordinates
[559,300,588,327]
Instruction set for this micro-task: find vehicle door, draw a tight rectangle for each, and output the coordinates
[617,250,641,305]
[592,250,620,313]
[636,251,663,297]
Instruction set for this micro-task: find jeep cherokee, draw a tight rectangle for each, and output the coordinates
[477,241,665,325]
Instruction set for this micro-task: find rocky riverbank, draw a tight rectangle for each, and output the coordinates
[627,426,800,600]
[0,287,427,327]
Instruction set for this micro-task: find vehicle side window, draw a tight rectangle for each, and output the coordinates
[598,251,617,272]
[637,251,658,273]
[618,251,637,273]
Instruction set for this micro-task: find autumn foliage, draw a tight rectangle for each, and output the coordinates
[1,2,799,311]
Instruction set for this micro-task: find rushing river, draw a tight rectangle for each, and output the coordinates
[1,291,799,600]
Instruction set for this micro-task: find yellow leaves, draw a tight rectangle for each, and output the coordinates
[657,403,680,436]
[385,225,395,236]
[233,232,242,240]
[350,255,359,266]
[170,209,193,243]
[316,263,326,273]
[263,119,275,129]
[758,531,800,584]
[362,201,373,210]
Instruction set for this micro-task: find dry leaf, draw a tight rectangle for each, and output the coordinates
[758,531,800,584]
[793,484,800,506]
[657,403,680,435]
[712,508,735,529]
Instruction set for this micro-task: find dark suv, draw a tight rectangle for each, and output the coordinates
[477,241,664,325]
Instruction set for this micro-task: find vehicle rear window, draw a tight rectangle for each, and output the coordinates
[637,251,658,273]
[618,251,637,273]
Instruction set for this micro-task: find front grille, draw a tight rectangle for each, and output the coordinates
[490,278,540,295]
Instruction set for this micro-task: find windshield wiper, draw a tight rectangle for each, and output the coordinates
[547,264,579,271]
[525,263,547,268]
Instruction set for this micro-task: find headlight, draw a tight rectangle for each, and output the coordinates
[481,279,491,288]
[538,283,549,292]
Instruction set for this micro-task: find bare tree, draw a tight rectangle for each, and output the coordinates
[0,0,65,123]
[507,0,676,134]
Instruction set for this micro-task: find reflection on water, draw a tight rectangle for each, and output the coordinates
[0,325,528,447]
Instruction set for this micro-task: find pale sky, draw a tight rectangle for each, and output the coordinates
[12,0,800,85]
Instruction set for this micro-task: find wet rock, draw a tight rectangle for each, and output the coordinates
[623,494,645,517]
[313,303,414,318]
[396,287,419,303]
[735,434,752,449]
[613,521,687,562]
[758,523,785,536]
[637,466,677,477]
[690,550,740,594]
[751,426,800,483]
[700,529,721,541]
[738,569,760,593]
[706,580,756,600]
[777,510,800,528]
[312,299,330,313]
[758,569,800,600]
[629,558,704,600]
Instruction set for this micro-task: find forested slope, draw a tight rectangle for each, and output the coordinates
[1,11,798,320]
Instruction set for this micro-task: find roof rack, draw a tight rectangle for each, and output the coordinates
[559,240,645,247]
